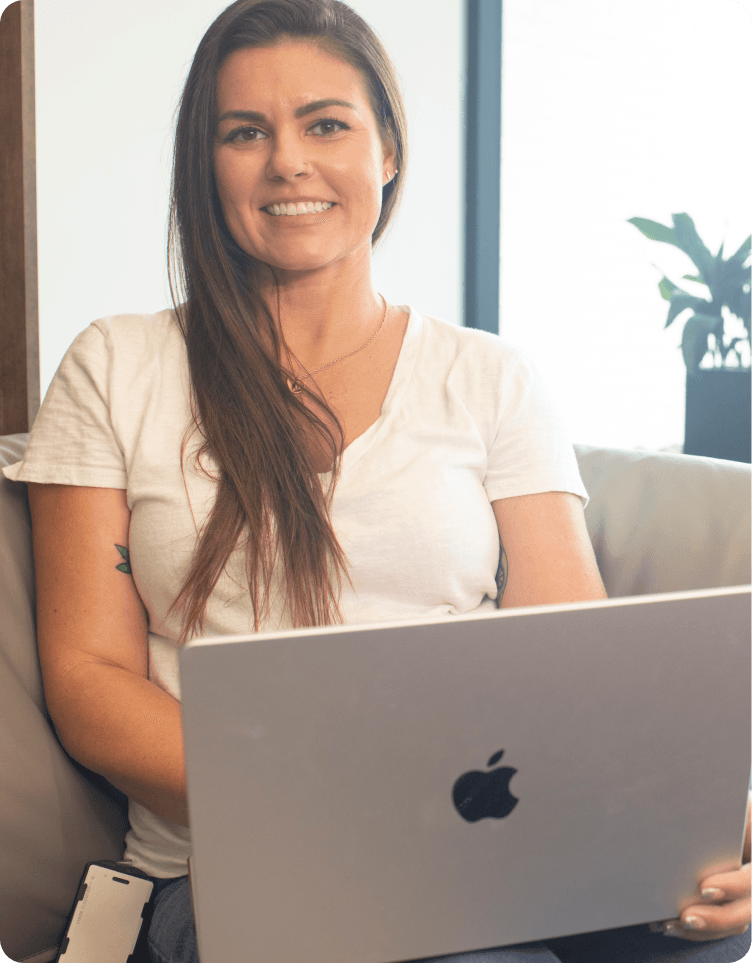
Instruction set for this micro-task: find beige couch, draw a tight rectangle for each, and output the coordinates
[1,433,750,962]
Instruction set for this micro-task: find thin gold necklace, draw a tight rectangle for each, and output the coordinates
[285,294,389,394]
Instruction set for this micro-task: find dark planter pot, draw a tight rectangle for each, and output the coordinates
[684,368,751,463]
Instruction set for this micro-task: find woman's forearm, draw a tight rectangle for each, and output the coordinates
[52,661,189,828]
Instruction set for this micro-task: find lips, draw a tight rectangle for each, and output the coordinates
[259,201,337,217]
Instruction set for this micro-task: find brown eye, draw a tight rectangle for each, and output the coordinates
[226,126,265,144]
[310,119,350,136]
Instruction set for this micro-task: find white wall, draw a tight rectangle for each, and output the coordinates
[33,0,463,397]
[500,0,752,451]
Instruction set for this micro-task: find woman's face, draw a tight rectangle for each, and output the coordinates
[213,40,395,278]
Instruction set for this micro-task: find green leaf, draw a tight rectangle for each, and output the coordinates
[115,544,131,574]
[665,293,713,329]
[727,235,751,267]
[659,277,679,301]
[725,280,751,328]
[671,214,716,285]
[634,215,749,353]
[712,259,750,323]
[716,259,751,283]
[681,314,717,370]
[627,217,677,246]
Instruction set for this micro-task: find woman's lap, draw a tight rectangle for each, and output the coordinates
[421,927,750,963]
[145,875,750,963]
[545,923,750,963]
[147,876,200,963]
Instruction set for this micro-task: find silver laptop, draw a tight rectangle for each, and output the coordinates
[179,586,751,963]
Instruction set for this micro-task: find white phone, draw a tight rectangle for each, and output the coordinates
[54,861,154,963]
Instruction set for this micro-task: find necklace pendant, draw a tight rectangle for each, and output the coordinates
[287,376,303,394]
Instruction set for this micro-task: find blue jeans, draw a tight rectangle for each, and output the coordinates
[146,875,750,963]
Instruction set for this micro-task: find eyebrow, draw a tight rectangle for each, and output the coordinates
[217,99,358,125]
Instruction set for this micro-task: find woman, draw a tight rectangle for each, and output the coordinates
[5,1,749,960]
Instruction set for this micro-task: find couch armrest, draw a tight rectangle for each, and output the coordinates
[0,434,131,962]
[575,444,751,598]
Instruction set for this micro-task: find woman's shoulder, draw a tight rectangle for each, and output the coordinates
[87,306,183,353]
[37,308,187,418]
[59,308,186,386]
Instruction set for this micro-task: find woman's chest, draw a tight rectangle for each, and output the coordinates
[294,310,410,469]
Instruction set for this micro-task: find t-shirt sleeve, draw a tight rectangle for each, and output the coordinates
[483,344,588,507]
[2,322,127,489]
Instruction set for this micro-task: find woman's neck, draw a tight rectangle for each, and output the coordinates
[259,267,385,371]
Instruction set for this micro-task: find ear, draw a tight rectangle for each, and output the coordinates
[381,133,397,176]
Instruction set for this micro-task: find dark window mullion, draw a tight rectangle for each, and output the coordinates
[464,0,502,334]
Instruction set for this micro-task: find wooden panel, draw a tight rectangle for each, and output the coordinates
[0,0,39,434]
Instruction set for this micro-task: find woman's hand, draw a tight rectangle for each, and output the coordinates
[653,797,751,941]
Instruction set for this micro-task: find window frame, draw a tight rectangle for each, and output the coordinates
[464,0,502,334]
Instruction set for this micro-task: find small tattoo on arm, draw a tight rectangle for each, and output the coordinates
[115,544,131,574]
[496,541,508,606]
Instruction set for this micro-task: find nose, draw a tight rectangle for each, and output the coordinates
[265,128,311,180]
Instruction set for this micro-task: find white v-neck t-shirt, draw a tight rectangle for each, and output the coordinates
[5,304,587,878]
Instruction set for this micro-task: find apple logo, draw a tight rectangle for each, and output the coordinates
[452,750,518,822]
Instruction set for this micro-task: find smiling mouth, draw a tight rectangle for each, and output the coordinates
[262,202,337,217]
[261,201,337,221]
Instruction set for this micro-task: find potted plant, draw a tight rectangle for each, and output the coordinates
[628,212,751,462]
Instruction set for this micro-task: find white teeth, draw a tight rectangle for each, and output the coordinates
[266,201,334,216]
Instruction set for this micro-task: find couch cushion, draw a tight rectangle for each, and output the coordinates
[575,444,751,597]
[0,435,130,962]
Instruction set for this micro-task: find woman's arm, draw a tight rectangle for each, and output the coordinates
[28,483,189,828]
[491,490,607,607]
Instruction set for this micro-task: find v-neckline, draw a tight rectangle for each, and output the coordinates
[318,303,422,478]
[182,305,423,533]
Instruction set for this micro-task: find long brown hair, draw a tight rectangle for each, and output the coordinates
[166,0,408,641]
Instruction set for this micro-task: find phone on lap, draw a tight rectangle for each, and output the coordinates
[54,861,154,963]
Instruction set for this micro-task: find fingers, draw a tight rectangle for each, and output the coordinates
[700,862,751,901]
[663,896,752,940]
[649,862,751,942]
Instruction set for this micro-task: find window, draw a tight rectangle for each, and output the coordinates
[499,0,751,449]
